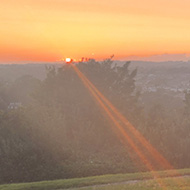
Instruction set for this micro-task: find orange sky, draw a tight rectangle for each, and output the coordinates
[1,0,190,62]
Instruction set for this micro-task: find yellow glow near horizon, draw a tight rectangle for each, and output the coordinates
[1,0,190,62]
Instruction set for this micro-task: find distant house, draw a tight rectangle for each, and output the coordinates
[8,102,22,110]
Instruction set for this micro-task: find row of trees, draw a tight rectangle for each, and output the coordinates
[0,59,190,183]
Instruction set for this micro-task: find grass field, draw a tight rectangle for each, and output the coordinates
[0,168,190,190]
[71,176,190,190]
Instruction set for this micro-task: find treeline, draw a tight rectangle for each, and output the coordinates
[0,59,190,183]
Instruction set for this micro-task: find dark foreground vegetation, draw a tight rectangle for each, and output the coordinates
[0,59,190,183]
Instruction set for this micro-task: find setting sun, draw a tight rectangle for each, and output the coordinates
[65,58,72,63]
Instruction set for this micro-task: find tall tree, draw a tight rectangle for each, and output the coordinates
[78,58,141,122]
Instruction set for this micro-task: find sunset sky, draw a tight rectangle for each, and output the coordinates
[1,0,190,62]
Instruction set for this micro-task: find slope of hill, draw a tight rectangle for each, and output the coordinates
[0,168,190,190]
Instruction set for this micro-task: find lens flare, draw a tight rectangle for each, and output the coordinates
[71,64,168,188]
[71,63,185,189]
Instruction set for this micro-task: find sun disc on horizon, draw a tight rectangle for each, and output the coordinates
[66,58,72,63]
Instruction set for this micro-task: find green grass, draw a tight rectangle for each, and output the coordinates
[0,168,190,190]
[71,176,190,190]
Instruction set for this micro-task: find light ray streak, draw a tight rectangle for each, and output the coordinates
[71,64,169,189]
[79,68,184,181]
[73,64,174,171]
[71,63,185,189]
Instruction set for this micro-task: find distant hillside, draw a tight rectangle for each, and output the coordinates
[1,61,190,111]
[0,64,50,82]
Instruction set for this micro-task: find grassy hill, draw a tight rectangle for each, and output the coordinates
[0,168,190,190]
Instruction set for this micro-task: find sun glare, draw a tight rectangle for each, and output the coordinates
[66,58,72,63]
